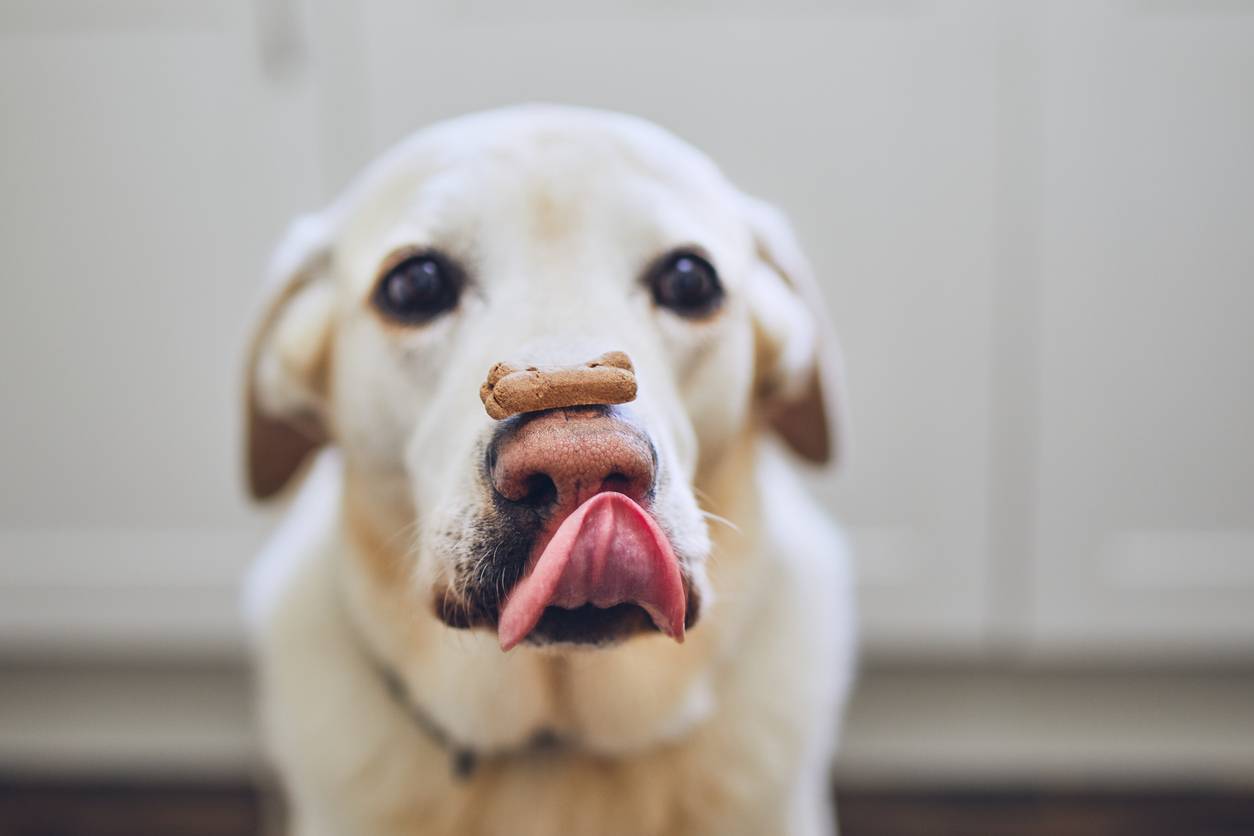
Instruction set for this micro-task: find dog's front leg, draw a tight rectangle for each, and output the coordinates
[784,776,839,836]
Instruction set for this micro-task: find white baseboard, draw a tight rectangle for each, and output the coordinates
[0,663,257,778]
[836,666,1254,787]
[3,662,1252,786]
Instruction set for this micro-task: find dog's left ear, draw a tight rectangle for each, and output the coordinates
[243,215,336,500]
[741,196,848,467]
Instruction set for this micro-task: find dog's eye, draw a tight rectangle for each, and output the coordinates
[648,250,723,317]
[373,252,462,324]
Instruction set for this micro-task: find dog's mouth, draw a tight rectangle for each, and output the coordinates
[527,603,664,647]
[497,491,687,651]
[435,491,697,649]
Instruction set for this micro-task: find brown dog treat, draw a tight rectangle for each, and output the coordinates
[480,351,637,420]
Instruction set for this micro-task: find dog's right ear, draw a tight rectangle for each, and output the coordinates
[244,215,336,501]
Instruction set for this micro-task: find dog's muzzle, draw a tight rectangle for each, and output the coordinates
[435,405,697,648]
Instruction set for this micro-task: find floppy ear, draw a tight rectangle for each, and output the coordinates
[741,196,848,467]
[244,215,337,500]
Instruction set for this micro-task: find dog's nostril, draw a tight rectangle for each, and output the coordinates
[601,472,631,495]
[518,473,558,508]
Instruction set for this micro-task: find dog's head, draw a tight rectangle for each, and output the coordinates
[245,106,843,651]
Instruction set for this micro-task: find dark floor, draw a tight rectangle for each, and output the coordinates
[2,779,1254,836]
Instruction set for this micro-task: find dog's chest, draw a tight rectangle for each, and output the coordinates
[383,739,783,836]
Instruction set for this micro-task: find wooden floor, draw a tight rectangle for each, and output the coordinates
[2,779,1253,836]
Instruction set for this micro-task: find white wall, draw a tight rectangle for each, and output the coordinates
[1,0,1252,663]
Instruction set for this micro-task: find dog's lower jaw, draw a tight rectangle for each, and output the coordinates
[432,580,703,649]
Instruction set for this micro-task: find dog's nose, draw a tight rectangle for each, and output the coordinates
[489,408,657,515]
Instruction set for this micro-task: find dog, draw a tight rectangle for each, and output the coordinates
[243,105,855,836]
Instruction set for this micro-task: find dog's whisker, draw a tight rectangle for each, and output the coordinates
[699,509,740,534]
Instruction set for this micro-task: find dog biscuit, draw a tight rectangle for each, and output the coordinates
[480,351,637,419]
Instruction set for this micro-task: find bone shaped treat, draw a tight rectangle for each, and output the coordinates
[480,351,637,420]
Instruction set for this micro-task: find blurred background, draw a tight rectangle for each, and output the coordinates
[1,0,1252,833]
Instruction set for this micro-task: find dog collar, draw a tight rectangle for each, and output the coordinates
[374,659,571,781]
[340,563,573,780]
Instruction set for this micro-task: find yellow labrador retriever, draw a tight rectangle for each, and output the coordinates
[244,105,854,836]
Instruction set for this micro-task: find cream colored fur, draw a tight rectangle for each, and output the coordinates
[244,106,855,836]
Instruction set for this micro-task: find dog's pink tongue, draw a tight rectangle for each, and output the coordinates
[497,492,686,651]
